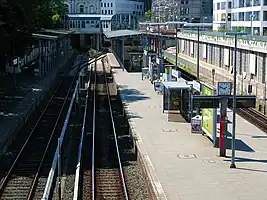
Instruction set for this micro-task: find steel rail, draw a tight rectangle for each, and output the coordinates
[91,60,97,200]
[102,60,129,200]
[0,79,63,194]
[26,72,78,200]
[72,65,92,200]
[41,55,86,200]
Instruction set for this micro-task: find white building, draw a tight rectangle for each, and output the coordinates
[213,0,267,35]
[65,0,144,33]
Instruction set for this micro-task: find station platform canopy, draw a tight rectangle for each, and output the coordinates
[162,80,191,90]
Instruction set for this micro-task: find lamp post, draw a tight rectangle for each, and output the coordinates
[165,21,186,69]
[225,32,247,168]
[183,23,213,81]
[250,14,255,37]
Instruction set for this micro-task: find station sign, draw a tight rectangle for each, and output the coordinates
[187,80,201,92]
[228,95,256,108]
[192,95,220,109]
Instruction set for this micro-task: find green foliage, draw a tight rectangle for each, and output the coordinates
[145,9,152,20]
[0,0,67,71]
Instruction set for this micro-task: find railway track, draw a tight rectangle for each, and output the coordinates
[0,54,86,199]
[237,108,267,133]
[89,59,128,200]
[0,75,76,199]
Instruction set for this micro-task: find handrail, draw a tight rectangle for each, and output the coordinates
[72,66,92,200]
[91,59,97,200]
[102,60,129,200]
[41,79,79,200]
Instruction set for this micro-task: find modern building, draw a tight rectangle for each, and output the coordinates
[65,0,144,48]
[213,0,267,35]
[151,0,213,23]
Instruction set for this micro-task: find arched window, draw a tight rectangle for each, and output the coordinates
[81,21,85,28]
[79,5,84,13]
[65,4,70,13]
[89,5,95,13]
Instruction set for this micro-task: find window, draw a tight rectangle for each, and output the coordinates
[104,3,106,7]
[253,0,260,6]
[221,2,226,9]
[89,5,94,13]
[101,3,103,7]
[70,21,73,28]
[79,5,84,13]
[111,10,113,14]
[265,0,267,5]
[102,10,104,14]
[111,3,113,7]
[137,5,139,9]
[108,10,110,14]
[140,5,142,9]
[228,2,232,8]
[217,2,220,9]
[81,21,85,28]
[105,10,107,14]
[264,11,267,20]
[107,3,109,7]
[239,0,244,7]
[239,12,244,21]
[252,11,260,20]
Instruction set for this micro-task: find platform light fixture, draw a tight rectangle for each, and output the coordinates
[224,31,248,169]
[183,23,213,81]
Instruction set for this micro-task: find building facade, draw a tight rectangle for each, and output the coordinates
[151,0,213,23]
[65,0,144,48]
[213,0,267,35]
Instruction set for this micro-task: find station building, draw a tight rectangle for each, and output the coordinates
[64,0,144,49]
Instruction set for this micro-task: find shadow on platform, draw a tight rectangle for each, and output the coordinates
[119,86,150,103]
[236,167,267,173]
[223,157,267,165]
[214,135,254,152]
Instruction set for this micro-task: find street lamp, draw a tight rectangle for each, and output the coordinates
[225,31,247,169]
[250,14,255,36]
[165,21,186,69]
[183,23,213,81]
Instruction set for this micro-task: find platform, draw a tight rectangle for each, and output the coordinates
[113,69,267,200]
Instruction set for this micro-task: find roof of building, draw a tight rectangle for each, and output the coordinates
[40,29,74,35]
[104,30,144,39]
[162,80,191,89]
[32,33,58,40]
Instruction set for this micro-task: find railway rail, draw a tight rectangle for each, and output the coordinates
[90,58,128,199]
[237,108,267,133]
[0,75,76,200]
[0,54,85,200]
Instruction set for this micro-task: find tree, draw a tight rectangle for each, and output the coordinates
[145,9,152,20]
[0,0,67,72]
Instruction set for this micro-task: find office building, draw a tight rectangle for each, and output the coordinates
[213,0,267,35]
[151,0,213,23]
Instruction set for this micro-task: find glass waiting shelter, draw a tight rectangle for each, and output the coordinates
[162,80,191,122]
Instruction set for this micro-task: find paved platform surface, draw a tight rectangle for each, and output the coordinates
[0,53,76,157]
[113,69,267,200]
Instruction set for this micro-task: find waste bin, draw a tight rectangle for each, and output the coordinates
[191,115,202,134]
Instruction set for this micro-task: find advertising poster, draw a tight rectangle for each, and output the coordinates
[163,89,181,111]
[201,85,214,139]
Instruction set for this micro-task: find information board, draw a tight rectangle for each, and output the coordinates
[201,85,215,139]
[192,96,220,108]
[228,96,256,108]
[163,89,181,111]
